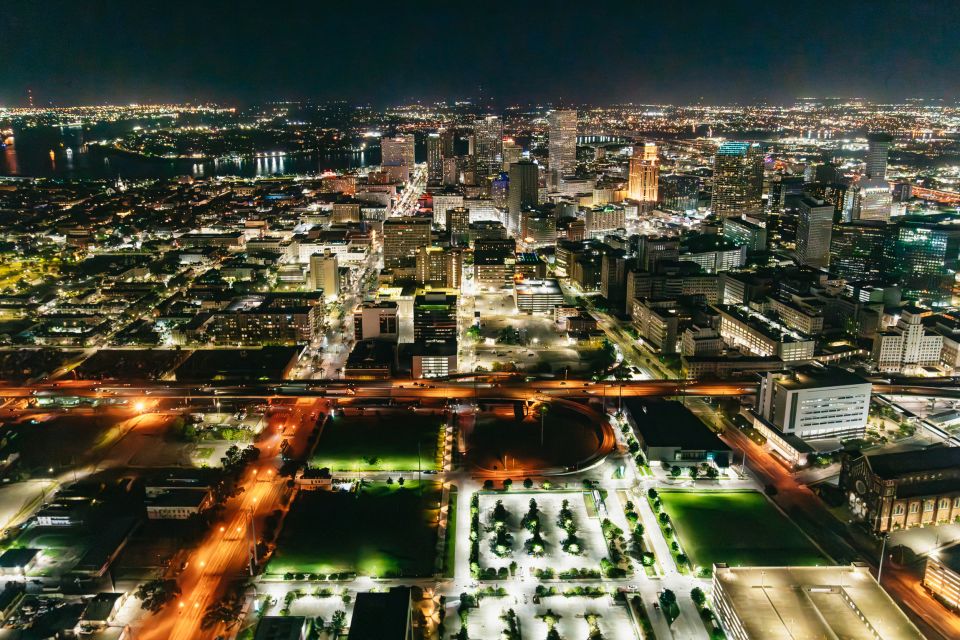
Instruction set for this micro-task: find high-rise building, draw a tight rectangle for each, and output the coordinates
[413,290,458,344]
[445,206,471,247]
[382,216,432,268]
[415,246,463,288]
[856,179,893,222]
[865,133,892,180]
[308,251,340,300]
[584,204,626,239]
[722,215,768,253]
[659,173,700,212]
[711,142,764,218]
[548,109,577,189]
[796,196,834,269]
[431,192,464,226]
[756,366,871,441]
[381,135,415,170]
[473,116,503,178]
[872,307,943,372]
[507,160,540,235]
[520,208,557,249]
[885,217,960,303]
[426,133,443,186]
[628,143,659,203]
[829,221,890,282]
[353,301,399,342]
[502,138,522,170]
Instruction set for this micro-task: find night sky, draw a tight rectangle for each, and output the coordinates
[3,0,959,107]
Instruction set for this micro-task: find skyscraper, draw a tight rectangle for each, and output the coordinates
[473,116,503,178]
[628,143,659,202]
[829,220,890,282]
[445,206,471,247]
[508,160,540,235]
[711,142,764,218]
[309,251,340,300]
[548,109,577,189]
[426,133,443,186]
[865,133,892,180]
[796,196,834,269]
[381,135,415,169]
[382,216,432,268]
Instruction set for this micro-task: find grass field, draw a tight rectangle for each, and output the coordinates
[310,412,443,472]
[659,490,828,571]
[443,487,458,578]
[268,481,441,578]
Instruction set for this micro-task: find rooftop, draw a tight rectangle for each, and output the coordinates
[622,399,729,451]
[863,447,960,480]
[714,564,924,640]
[771,366,870,391]
[347,587,411,640]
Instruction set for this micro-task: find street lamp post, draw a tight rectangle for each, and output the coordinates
[877,533,889,584]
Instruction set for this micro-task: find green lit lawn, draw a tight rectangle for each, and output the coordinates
[443,487,457,578]
[268,481,441,578]
[310,413,443,472]
[659,490,828,572]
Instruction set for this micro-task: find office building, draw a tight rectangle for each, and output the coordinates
[756,366,871,441]
[632,298,682,354]
[432,192,465,226]
[711,142,764,218]
[414,246,462,288]
[426,133,443,186]
[841,448,960,535]
[796,196,834,269]
[681,325,724,357]
[468,220,507,245]
[637,235,680,271]
[382,217,432,268]
[660,173,700,212]
[507,160,540,235]
[331,201,361,224]
[547,109,577,189]
[584,204,626,238]
[857,178,892,222]
[871,306,943,372]
[520,208,557,249]
[502,137,522,170]
[347,587,413,640]
[353,301,399,341]
[713,564,924,640]
[722,215,767,252]
[628,143,659,202]
[473,238,516,290]
[885,217,960,304]
[445,206,471,246]
[381,135,415,171]
[473,116,503,178]
[413,290,457,345]
[865,132,892,180]
[829,221,890,282]
[308,251,340,300]
[712,304,815,362]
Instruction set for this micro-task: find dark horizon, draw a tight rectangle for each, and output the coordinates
[3,0,960,107]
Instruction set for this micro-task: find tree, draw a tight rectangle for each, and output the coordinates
[659,589,679,625]
[483,479,494,490]
[329,610,347,638]
[523,477,534,489]
[397,477,405,486]
[691,587,707,608]
[136,579,180,612]
[689,465,700,480]
[202,596,243,630]
[670,465,682,478]
[502,478,513,490]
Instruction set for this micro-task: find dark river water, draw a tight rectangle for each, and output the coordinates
[0,122,380,179]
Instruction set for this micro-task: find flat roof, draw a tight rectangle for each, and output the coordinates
[714,564,924,640]
[772,366,869,390]
[623,399,729,451]
[347,587,410,640]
